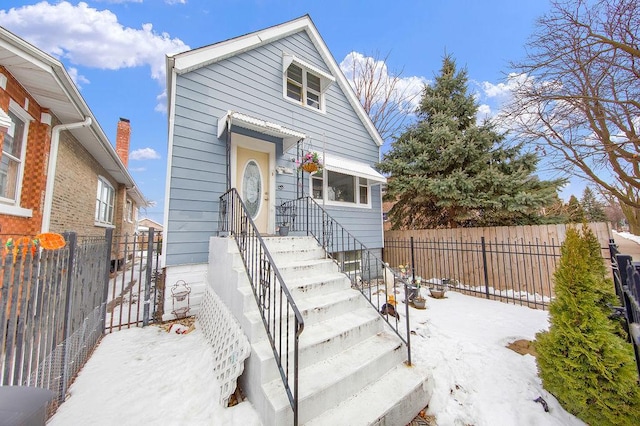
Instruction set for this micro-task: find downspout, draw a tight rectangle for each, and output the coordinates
[41,116,92,232]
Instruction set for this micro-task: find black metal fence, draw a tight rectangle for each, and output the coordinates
[105,229,164,333]
[609,241,640,381]
[384,236,563,309]
[219,189,304,426]
[1,228,163,417]
[1,230,112,412]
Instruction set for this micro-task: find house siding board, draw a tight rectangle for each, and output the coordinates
[167,28,383,266]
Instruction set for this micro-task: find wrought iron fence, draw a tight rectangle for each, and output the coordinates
[105,229,164,333]
[1,230,112,412]
[219,189,304,426]
[384,236,564,309]
[1,228,163,419]
[280,196,413,364]
[609,240,640,381]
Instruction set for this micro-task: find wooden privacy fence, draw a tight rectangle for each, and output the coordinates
[384,223,612,309]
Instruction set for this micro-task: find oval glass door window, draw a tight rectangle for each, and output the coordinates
[242,160,262,218]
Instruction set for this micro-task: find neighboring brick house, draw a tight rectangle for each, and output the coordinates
[0,27,148,254]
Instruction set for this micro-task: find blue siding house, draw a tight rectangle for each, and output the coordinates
[163,15,386,308]
[161,16,432,425]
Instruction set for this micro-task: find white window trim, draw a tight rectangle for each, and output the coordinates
[310,169,372,209]
[282,53,334,114]
[95,176,115,226]
[0,101,33,215]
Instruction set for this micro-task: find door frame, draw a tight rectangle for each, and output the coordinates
[230,133,276,234]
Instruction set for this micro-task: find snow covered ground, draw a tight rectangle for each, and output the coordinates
[48,291,586,426]
[614,229,640,245]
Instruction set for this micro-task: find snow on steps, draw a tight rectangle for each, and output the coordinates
[207,235,432,426]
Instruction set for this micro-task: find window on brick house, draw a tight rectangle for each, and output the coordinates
[95,176,115,225]
[0,109,27,205]
[125,199,133,222]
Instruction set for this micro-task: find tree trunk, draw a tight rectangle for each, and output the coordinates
[620,203,640,235]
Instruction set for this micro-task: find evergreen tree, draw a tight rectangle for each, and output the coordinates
[378,56,564,229]
[535,227,640,425]
[581,186,607,222]
[566,195,585,223]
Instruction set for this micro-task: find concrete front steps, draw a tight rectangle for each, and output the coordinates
[207,236,432,426]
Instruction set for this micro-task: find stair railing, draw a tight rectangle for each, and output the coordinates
[219,189,304,425]
[280,196,412,364]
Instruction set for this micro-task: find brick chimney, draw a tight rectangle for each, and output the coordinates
[115,117,131,166]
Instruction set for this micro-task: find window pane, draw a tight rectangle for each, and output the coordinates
[4,111,25,158]
[307,73,321,92]
[360,185,368,204]
[0,155,19,200]
[287,82,302,101]
[312,175,323,199]
[307,91,320,109]
[327,171,355,203]
[287,64,303,84]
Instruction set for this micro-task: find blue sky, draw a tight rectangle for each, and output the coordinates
[2,0,578,224]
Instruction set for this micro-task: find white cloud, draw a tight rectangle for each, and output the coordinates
[165,0,187,4]
[0,1,190,88]
[155,90,167,113]
[66,67,90,88]
[130,147,160,160]
[477,104,492,117]
[129,166,147,172]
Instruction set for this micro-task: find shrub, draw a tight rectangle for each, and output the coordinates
[535,226,640,425]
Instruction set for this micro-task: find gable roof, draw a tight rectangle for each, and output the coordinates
[166,15,384,147]
[0,26,148,206]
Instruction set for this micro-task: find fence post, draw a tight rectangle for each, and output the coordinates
[143,228,154,326]
[410,237,416,283]
[60,232,77,403]
[480,237,490,299]
[614,254,640,381]
[101,228,114,334]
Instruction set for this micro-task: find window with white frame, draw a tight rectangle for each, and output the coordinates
[95,177,115,225]
[0,109,27,205]
[286,63,323,110]
[311,170,370,207]
[283,54,334,112]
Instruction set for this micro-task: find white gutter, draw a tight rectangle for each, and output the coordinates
[41,117,92,232]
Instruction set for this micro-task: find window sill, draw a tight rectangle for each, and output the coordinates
[313,199,372,209]
[283,96,327,115]
[0,204,33,218]
[94,222,116,229]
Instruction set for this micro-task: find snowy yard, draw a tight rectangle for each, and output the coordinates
[48,290,586,425]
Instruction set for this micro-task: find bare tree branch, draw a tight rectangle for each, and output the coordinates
[504,0,640,231]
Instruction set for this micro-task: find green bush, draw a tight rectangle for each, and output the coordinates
[535,226,640,425]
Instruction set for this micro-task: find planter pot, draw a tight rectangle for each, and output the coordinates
[413,298,427,309]
[430,289,446,299]
[278,226,289,236]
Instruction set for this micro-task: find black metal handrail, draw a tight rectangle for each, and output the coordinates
[219,189,304,425]
[280,196,412,364]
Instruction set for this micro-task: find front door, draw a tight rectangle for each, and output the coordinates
[236,147,270,233]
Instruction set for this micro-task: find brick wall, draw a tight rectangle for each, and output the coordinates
[0,67,49,236]
[49,130,116,237]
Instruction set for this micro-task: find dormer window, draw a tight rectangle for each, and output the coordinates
[283,54,335,112]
